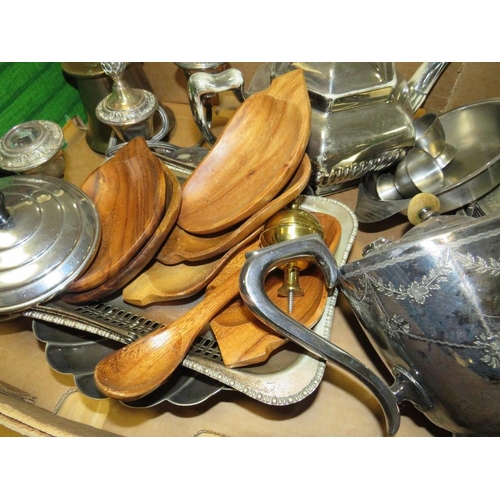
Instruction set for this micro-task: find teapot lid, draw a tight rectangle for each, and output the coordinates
[270,62,398,109]
[362,194,493,257]
[0,175,100,314]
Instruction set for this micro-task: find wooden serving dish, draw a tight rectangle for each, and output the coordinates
[156,153,311,265]
[66,138,166,294]
[63,164,182,304]
[210,212,342,368]
[176,69,310,235]
[122,229,261,306]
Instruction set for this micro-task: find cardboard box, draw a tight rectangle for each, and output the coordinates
[1,62,499,437]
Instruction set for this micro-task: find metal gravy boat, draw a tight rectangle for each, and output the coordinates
[186,62,448,195]
[239,201,500,436]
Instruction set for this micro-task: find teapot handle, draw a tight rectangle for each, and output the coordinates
[187,68,247,145]
[239,233,401,436]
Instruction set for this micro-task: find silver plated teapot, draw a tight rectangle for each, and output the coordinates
[239,197,500,436]
[185,62,448,195]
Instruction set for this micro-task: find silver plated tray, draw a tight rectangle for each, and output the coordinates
[30,195,357,407]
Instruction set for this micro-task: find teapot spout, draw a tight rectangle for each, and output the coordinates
[407,62,449,113]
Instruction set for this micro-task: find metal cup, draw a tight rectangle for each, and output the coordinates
[394,148,444,198]
[414,112,446,157]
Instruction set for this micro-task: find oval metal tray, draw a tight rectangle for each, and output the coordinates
[30,195,358,408]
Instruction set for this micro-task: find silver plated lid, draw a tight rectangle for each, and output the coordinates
[0,175,100,314]
[95,62,158,127]
[0,120,64,172]
[270,62,397,110]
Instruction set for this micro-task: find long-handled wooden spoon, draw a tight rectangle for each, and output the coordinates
[94,240,261,401]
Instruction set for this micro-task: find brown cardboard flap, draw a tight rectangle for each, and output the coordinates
[0,393,118,437]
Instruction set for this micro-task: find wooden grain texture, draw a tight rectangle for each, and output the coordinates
[176,69,310,235]
[210,213,342,368]
[62,165,182,304]
[66,138,166,293]
[122,229,261,306]
[93,244,260,402]
[156,153,311,265]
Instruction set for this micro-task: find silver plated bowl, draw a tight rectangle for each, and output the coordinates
[355,99,500,223]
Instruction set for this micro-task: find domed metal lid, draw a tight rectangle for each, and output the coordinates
[0,175,100,314]
[0,120,64,172]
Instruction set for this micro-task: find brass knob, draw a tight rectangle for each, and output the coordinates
[260,206,325,313]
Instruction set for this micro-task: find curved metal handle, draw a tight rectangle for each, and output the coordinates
[187,68,247,145]
[150,105,170,142]
[407,62,449,113]
[239,234,401,436]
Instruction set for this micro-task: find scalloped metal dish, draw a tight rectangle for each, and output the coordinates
[32,195,357,407]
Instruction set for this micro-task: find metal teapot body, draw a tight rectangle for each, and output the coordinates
[239,211,500,436]
[186,62,448,195]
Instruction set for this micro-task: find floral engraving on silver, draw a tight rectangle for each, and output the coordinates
[368,255,451,305]
[338,214,500,436]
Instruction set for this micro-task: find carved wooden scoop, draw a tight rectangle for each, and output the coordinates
[94,240,261,401]
[177,69,310,235]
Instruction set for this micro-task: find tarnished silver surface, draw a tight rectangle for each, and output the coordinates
[241,210,500,436]
[0,120,65,175]
[340,210,500,436]
[355,99,500,223]
[0,175,100,314]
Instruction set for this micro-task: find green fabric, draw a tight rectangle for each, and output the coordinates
[0,62,87,137]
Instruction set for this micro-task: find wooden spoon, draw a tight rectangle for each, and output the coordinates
[94,240,261,401]
[177,69,310,235]
[66,137,166,293]
[210,212,342,368]
[122,228,262,306]
[62,164,182,304]
[156,153,311,265]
